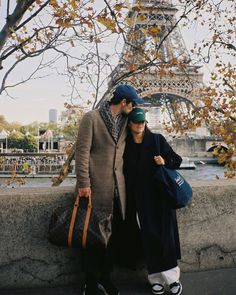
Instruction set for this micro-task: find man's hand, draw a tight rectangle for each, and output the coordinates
[154,155,165,166]
[78,187,91,197]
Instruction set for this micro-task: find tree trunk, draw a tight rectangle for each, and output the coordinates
[51,143,75,187]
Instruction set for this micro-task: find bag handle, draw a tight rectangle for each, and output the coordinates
[68,194,92,248]
[82,195,92,248]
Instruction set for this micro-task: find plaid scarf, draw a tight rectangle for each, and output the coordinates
[99,101,126,143]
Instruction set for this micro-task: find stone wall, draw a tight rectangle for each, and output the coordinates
[170,138,214,157]
[0,181,235,288]
[178,180,236,272]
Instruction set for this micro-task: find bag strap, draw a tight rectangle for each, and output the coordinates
[68,194,92,248]
[82,196,92,248]
[68,195,79,247]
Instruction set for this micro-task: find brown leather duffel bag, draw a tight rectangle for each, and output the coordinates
[48,194,112,249]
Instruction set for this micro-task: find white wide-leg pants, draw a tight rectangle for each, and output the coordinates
[148,266,180,286]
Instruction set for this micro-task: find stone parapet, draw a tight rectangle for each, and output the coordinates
[0,181,235,288]
[178,180,236,272]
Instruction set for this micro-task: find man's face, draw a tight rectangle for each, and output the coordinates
[120,99,135,115]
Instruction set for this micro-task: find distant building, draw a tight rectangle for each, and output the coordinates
[49,109,57,123]
[0,129,9,153]
[145,107,162,132]
[38,129,63,151]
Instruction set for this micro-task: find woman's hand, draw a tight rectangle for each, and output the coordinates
[154,155,165,166]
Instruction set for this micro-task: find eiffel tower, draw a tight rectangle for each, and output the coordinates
[101,0,204,130]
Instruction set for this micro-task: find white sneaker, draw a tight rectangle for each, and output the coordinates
[152,283,165,295]
[169,281,182,295]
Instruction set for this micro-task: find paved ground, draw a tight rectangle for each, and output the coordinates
[0,267,235,295]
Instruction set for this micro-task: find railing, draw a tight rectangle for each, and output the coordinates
[0,163,75,175]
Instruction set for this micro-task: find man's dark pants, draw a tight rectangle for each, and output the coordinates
[81,197,123,283]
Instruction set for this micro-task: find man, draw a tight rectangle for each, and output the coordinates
[75,84,144,295]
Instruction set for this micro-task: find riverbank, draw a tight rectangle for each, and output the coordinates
[0,164,226,187]
[0,174,76,178]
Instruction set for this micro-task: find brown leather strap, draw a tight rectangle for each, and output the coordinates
[68,195,80,247]
[82,195,92,248]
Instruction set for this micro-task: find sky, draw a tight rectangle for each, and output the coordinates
[0,0,213,125]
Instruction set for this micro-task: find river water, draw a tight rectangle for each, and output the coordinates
[0,164,227,188]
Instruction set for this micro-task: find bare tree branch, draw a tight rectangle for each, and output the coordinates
[14,1,50,33]
[0,0,36,51]
[7,0,10,18]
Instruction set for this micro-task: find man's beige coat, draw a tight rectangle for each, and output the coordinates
[75,109,127,219]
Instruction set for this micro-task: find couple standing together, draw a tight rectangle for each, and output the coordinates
[75,85,183,295]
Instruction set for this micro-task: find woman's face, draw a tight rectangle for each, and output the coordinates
[129,120,146,135]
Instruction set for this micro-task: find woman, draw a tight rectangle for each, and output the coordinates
[123,108,183,295]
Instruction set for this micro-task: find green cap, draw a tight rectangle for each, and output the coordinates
[129,108,146,122]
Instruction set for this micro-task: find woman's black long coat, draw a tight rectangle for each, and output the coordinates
[123,129,182,274]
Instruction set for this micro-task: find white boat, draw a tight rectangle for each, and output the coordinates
[179,157,196,170]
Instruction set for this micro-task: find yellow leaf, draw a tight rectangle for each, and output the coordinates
[138,14,146,22]
[153,37,160,43]
[148,26,161,36]
[97,16,116,32]
[126,16,135,26]
[50,0,60,9]
[114,3,124,11]
[171,57,178,65]
[211,73,217,80]
[70,0,78,10]
[70,11,77,19]
[56,18,71,28]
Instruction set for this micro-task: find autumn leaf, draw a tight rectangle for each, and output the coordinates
[148,26,161,36]
[50,0,60,9]
[159,67,166,77]
[56,18,71,28]
[170,57,178,65]
[114,3,124,12]
[97,16,116,32]
[153,37,160,43]
[212,33,218,42]
[126,63,138,71]
[138,14,146,22]
[70,11,78,19]
[126,17,135,26]
[70,0,78,10]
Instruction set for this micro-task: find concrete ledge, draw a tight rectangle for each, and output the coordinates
[178,180,236,272]
[0,180,235,288]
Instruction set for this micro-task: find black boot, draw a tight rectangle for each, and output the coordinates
[98,274,119,295]
[83,274,99,295]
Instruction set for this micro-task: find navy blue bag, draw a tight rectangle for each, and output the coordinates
[154,135,192,209]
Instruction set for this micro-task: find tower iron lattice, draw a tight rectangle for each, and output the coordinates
[101,0,204,128]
